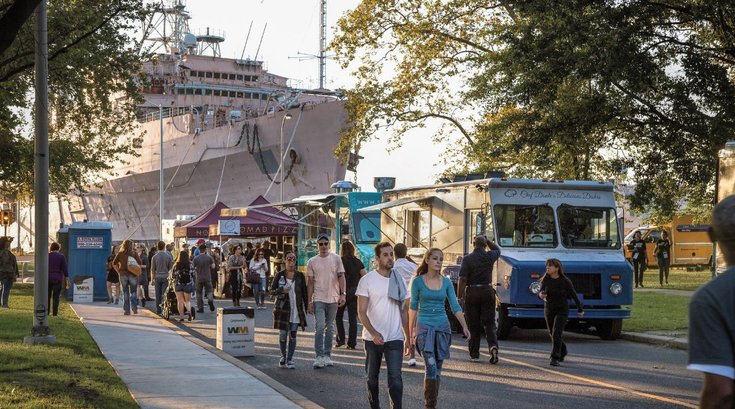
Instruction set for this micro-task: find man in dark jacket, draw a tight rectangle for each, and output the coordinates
[457,235,501,364]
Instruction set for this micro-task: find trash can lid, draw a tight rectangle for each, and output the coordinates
[218,306,255,318]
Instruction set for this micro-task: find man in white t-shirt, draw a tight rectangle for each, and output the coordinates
[357,242,410,409]
[307,233,346,369]
[393,243,418,367]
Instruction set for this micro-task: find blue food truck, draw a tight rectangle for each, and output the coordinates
[362,178,632,340]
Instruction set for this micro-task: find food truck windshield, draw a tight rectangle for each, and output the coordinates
[558,205,621,249]
[494,204,557,248]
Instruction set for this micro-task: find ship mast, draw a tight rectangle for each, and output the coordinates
[318,0,327,90]
[139,0,192,55]
[290,0,329,90]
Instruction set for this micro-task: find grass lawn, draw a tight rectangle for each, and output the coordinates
[0,284,138,409]
[623,291,689,333]
[662,268,712,291]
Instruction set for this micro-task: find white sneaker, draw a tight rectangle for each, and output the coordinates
[286,361,295,369]
[323,356,334,366]
[407,358,417,367]
[313,356,325,369]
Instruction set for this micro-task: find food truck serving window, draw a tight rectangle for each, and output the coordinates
[558,205,621,249]
[494,204,557,248]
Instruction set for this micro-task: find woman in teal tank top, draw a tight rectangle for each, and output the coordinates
[408,248,470,409]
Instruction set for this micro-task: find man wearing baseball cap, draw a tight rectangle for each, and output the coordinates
[307,233,346,368]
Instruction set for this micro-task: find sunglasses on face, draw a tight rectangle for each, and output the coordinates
[286,256,296,261]
[318,242,329,247]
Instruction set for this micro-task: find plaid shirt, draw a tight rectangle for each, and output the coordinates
[269,270,308,331]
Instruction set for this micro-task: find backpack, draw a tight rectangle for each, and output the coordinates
[176,266,191,285]
[0,249,15,273]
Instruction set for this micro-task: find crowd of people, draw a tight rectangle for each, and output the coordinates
[1,193,732,409]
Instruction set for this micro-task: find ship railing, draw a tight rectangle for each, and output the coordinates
[137,106,192,123]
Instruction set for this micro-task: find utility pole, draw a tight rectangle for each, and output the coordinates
[25,0,55,345]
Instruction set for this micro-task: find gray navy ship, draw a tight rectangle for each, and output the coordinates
[39,1,351,244]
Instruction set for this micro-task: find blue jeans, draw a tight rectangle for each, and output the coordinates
[154,276,168,313]
[422,350,444,380]
[279,322,300,361]
[314,301,338,357]
[252,279,265,306]
[119,274,138,314]
[0,277,13,307]
[364,340,404,409]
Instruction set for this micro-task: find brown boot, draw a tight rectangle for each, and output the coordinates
[424,378,438,409]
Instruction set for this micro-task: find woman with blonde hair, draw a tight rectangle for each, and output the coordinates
[408,248,470,409]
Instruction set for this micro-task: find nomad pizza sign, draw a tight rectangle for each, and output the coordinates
[209,223,297,237]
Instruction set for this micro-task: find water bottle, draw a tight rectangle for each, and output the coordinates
[279,275,286,292]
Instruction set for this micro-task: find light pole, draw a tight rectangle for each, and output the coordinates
[159,105,164,242]
[279,113,293,202]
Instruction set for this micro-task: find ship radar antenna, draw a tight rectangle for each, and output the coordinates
[289,0,330,90]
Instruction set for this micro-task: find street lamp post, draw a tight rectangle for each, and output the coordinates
[159,105,164,242]
[279,113,293,202]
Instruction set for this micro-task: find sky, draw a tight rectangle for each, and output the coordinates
[179,0,456,191]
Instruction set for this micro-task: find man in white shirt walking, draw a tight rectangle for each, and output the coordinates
[357,242,410,409]
[393,243,418,366]
[307,233,346,368]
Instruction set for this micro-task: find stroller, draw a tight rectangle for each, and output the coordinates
[160,273,180,320]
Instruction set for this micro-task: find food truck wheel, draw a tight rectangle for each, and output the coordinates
[596,319,622,340]
[497,305,513,340]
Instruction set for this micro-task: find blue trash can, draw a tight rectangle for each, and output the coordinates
[65,221,113,301]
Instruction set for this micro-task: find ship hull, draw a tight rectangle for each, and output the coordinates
[72,101,347,242]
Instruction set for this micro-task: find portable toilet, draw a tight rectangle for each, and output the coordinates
[56,225,69,261]
[65,221,113,300]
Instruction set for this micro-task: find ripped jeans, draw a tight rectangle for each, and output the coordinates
[422,350,444,380]
[415,322,451,381]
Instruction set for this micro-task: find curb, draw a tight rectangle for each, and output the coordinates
[620,331,688,351]
[139,308,324,409]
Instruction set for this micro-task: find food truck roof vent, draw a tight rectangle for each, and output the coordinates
[374,177,396,192]
[331,180,360,193]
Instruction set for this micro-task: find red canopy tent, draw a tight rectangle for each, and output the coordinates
[174,201,230,239]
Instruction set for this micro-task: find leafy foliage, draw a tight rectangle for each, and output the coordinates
[332,0,735,218]
[0,0,147,199]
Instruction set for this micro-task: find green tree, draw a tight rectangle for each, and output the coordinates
[332,0,735,219]
[0,0,147,199]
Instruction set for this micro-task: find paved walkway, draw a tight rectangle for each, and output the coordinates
[71,302,304,409]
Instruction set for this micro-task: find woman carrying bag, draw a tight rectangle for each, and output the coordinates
[269,251,308,369]
[227,245,245,306]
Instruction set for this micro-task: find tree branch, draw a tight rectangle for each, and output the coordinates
[395,110,476,146]
[0,0,43,57]
[0,5,127,83]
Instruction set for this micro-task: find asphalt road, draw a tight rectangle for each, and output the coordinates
[152,296,701,409]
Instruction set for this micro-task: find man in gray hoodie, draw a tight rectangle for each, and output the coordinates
[150,240,173,315]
